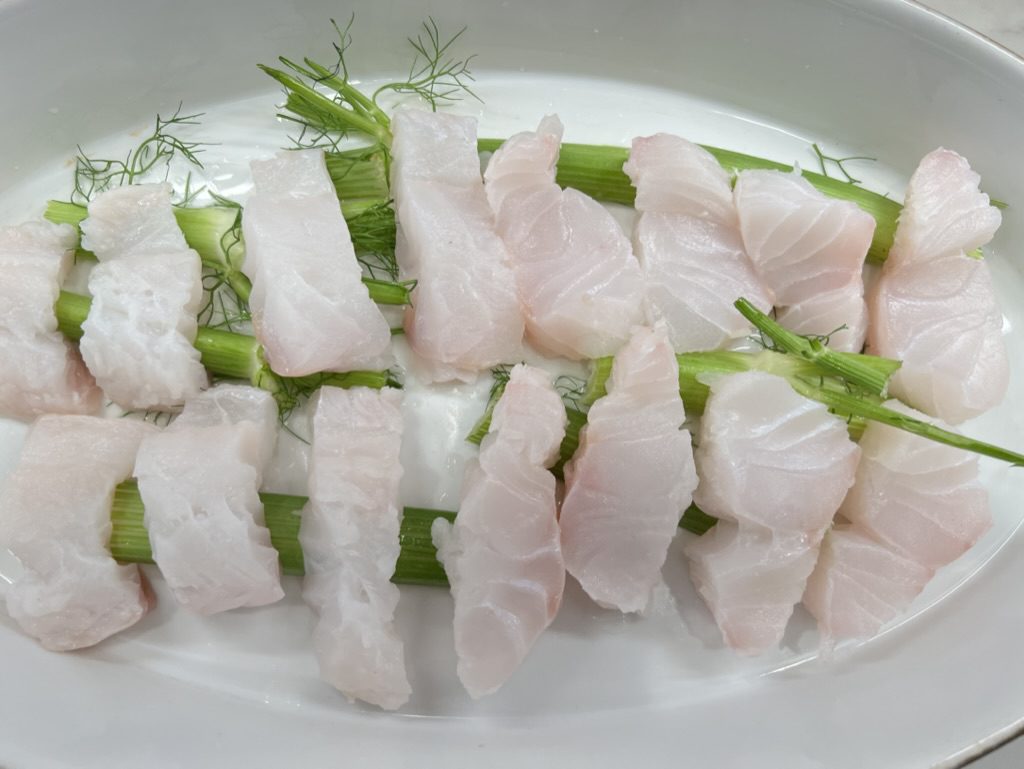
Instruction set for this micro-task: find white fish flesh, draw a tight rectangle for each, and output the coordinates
[560,323,698,613]
[840,400,990,569]
[299,385,411,710]
[623,133,773,351]
[868,148,1007,423]
[391,109,523,381]
[432,364,565,698]
[803,524,933,646]
[0,221,101,420]
[687,371,859,653]
[484,116,645,359]
[134,384,283,614]
[0,415,153,650]
[79,184,207,409]
[734,169,875,351]
[241,149,392,376]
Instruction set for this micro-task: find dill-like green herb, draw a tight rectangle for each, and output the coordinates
[811,142,877,185]
[372,19,479,109]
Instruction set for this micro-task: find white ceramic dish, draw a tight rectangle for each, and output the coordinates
[1,1,1024,766]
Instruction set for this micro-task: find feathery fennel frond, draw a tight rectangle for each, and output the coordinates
[373,19,479,110]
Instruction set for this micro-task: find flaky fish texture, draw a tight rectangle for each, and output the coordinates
[241,149,392,376]
[433,364,565,698]
[1,415,153,650]
[300,386,410,710]
[869,148,1007,423]
[0,221,101,420]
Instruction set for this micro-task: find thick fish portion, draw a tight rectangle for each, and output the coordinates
[241,150,392,376]
[0,415,153,651]
[135,384,283,614]
[840,400,990,569]
[869,149,1007,423]
[299,386,410,710]
[79,184,206,409]
[734,169,874,351]
[775,276,868,352]
[0,221,101,420]
[803,525,933,646]
[391,109,523,381]
[688,371,859,653]
[624,134,772,351]
[484,116,645,359]
[560,324,698,613]
[432,364,565,698]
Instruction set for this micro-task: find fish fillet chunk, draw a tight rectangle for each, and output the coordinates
[300,386,410,710]
[79,184,207,409]
[241,149,392,376]
[840,400,990,569]
[432,364,566,698]
[869,148,1007,423]
[0,415,153,650]
[0,221,101,420]
[391,109,523,381]
[734,169,875,351]
[560,323,699,613]
[623,134,773,351]
[688,371,859,653]
[134,384,283,614]
[803,525,933,646]
[484,116,645,359]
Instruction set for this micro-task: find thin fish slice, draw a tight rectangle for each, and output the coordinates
[299,386,411,710]
[134,384,283,614]
[484,116,645,359]
[432,364,566,698]
[802,524,933,646]
[774,277,868,352]
[869,148,1007,423]
[0,221,101,420]
[624,134,773,351]
[241,149,392,376]
[79,184,207,409]
[0,415,153,651]
[560,323,699,613]
[391,109,523,382]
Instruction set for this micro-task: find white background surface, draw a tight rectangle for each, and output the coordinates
[923,3,1024,767]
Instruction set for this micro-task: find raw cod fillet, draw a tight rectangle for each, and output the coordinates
[0,221,101,420]
[484,116,645,359]
[686,371,860,654]
[241,149,392,376]
[560,323,699,613]
[432,364,566,698]
[868,148,1007,423]
[0,415,154,650]
[134,384,283,614]
[79,183,207,409]
[623,133,773,351]
[734,169,875,351]
[300,386,410,710]
[391,109,523,381]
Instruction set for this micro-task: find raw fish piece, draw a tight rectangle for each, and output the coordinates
[241,150,392,376]
[624,134,773,351]
[687,371,859,653]
[869,149,1007,423]
[0,221,101,420]
[734,169,874,348]
[0,415,153,650]
[560,324,698,613]
[803,525,933,646]
[484,116,645,359]
[299,386,410,710]
[840,400,990,569]
[134,384,283,614]
[79,184,206,409]
[684,522,819,654]
[391,109,523,381]
[432,364,565,698]
[774,277,868,353]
